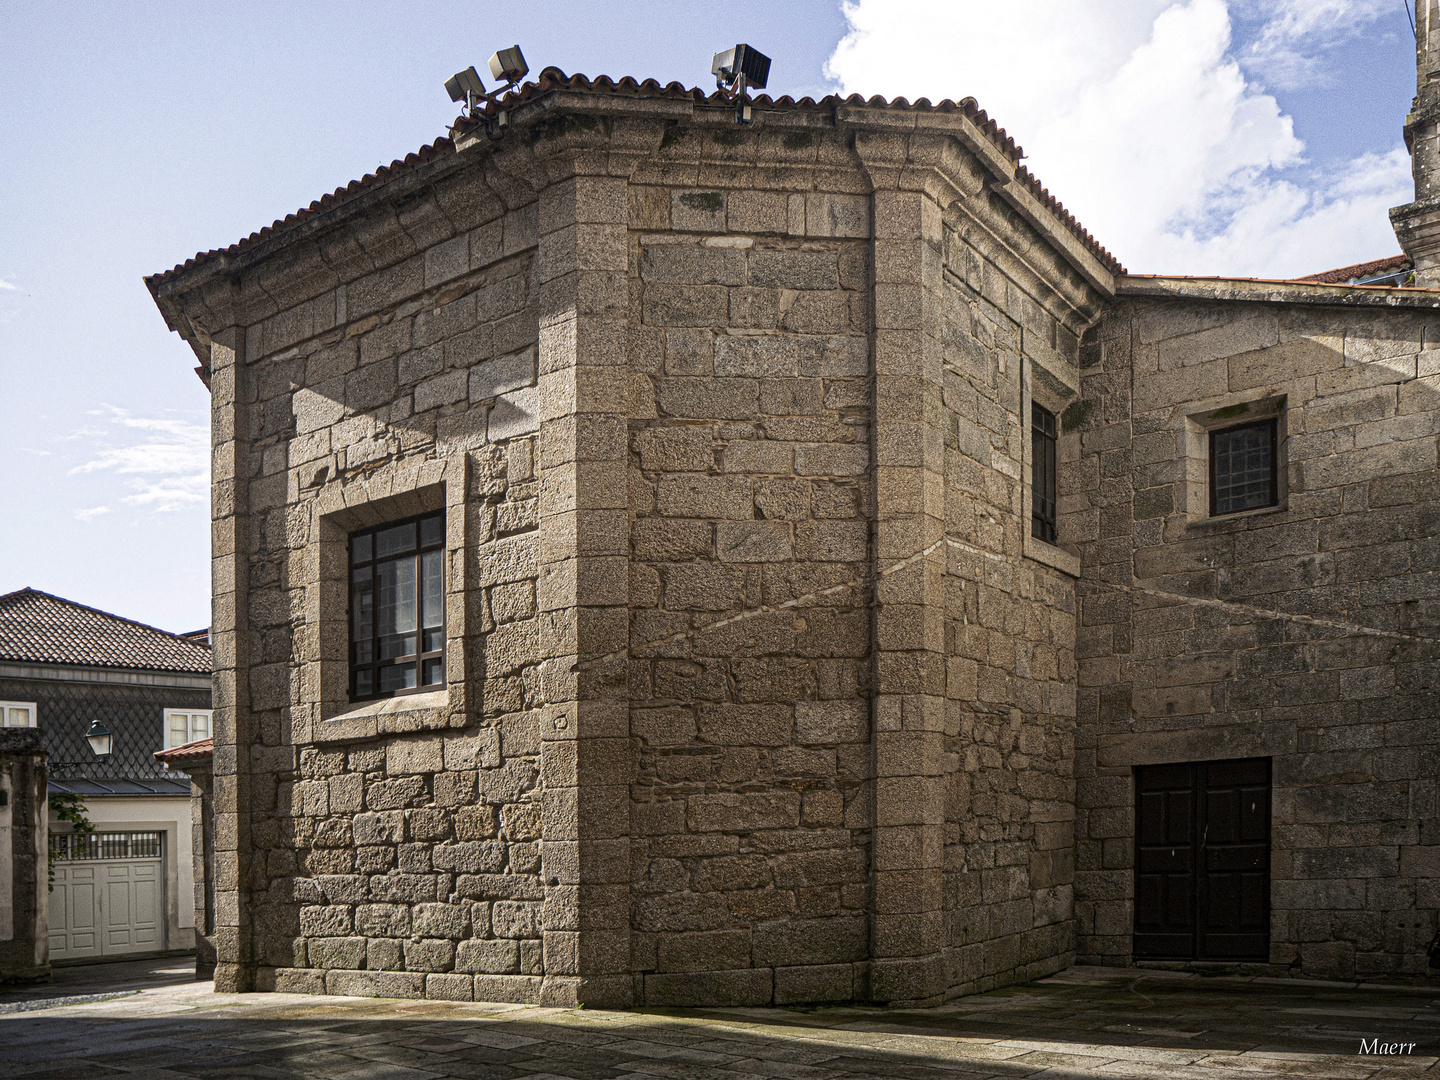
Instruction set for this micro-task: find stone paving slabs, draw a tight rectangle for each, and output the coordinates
[1,966,1438,1079]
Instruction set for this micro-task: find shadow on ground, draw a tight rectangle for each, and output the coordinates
[0,955,196,1013]
[1,965,1438,1079]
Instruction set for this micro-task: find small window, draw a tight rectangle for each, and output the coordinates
[0,701,36,728]
[1210,419,1277,516]
[349,511,446,701]
[164,709,212,749]
[1031,403,1058,544]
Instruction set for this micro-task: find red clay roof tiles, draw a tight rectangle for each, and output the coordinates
[154,736,213,764]
[1295,253,1413,284]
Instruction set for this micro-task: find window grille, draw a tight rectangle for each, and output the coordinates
[1210,419,1277,516]
[349,511,446,701]
[1031,403,1058,544]
[50,831,163,861]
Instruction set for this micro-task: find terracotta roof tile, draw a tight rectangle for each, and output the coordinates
[154,736,213,765]
[0,588,211,674]
[145,68,1123,292]
[1295,253,1413,285]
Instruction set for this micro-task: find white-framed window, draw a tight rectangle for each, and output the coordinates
[0,701,36,728]
[163,709,212,749]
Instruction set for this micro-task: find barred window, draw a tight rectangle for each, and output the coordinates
[349,512,445,701]
[1031,403,1058,544]
[1210,420,1277,516]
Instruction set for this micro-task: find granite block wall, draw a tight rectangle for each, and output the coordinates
[935,203,1085,997]
[1072,288,1440,982]
[622,152,878,1007]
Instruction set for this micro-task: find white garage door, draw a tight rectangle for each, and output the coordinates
[50,832,164,961]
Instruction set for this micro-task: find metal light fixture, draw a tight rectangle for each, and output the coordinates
[712,44,771,124]
[84,720,112,759]
[447,45,530,147]
[445,66,487,115]
[488,46,528,86]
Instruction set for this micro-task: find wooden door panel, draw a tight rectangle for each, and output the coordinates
[1198,758,1271,960]
[1134,757,1271,962]
[1133,763,1197,958]
[48,864,101,960]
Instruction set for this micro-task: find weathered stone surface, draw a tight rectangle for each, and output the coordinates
[158,80,1440,1014]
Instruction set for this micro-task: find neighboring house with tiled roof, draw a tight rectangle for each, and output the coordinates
[0,587,211,963]
[0,588,212,675]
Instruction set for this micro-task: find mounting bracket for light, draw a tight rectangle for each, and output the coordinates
[711,44,771,124]
[446,45,530,143]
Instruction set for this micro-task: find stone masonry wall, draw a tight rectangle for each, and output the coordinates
[220,166,555,1000]
[162,97,1117,1006]
[936,201,1083,995]
[1073,291,1440,982]
[0,728,47,983]
[622,152,877,1007]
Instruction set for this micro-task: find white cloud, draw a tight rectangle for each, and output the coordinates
[69,407,209,513]
[0,279,16,291]
[74,506,111,523]
[824,0,1412,278]
[1239,0,1397,88]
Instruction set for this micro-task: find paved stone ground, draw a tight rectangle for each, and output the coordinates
[2,963,1438,1078]
[0,956,197,1014]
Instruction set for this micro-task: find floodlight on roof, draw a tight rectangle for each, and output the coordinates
[712,44,770,91]
[445,66,487,115]
[488,45,528,86]
[711,43,771,124]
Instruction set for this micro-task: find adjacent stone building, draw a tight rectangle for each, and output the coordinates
[146,37,1440,1005]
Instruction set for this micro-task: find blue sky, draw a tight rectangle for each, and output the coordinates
[0,0,1419,632]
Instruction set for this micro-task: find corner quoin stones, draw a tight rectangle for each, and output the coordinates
[146,77,1440,1005]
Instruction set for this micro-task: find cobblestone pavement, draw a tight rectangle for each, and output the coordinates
[2,965,1438,1079]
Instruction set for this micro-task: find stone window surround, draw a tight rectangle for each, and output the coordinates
[303,459,468,745]
[1022,356,1081,578]
[1178,393,1288,526]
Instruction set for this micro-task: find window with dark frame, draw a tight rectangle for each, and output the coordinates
[1210,419,1277,516]
[349,512,445,701]
[1031,402,1058,544]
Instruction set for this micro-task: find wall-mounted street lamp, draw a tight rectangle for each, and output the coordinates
[50,721,113,772]
[84,721,112,759]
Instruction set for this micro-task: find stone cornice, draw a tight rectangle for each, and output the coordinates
[0,661,212,690]
[1118,275,1440,308]
[152,87,1120,353]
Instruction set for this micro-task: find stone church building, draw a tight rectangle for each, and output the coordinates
[146,25,1440,1006]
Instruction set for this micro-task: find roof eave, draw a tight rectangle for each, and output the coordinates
[148,79,1123,322]
[1118,274,1440,308]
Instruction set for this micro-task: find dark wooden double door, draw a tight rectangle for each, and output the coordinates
[1134,757,1271,960]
